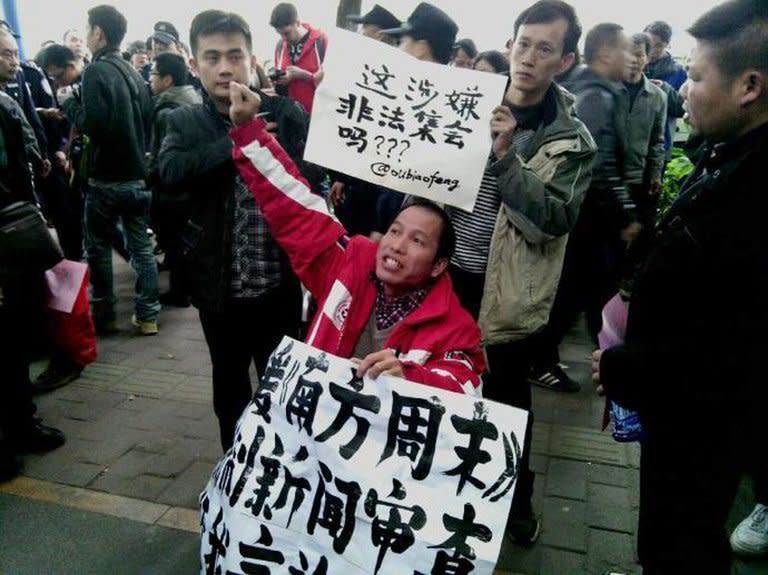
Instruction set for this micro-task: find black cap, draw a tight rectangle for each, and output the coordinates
[380,3,458,63]
[348,5,401,31]
[152,21,179,45]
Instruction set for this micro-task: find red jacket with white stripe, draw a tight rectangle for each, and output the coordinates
[231,119,485,395]
[274,23,326,115]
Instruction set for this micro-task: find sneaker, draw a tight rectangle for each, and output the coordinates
[528,364,581,393]
[730,503,768,556]
[132,314,158,336]
[506,510,541,545]
[8,421,66,454]
[33,362,83,394]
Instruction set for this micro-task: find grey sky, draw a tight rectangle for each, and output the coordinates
[15,0,718,63]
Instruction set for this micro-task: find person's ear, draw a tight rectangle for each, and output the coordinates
[557,52,575,75]
[738,70,766,107]
[430,257,448,279]
[190,57,199,77]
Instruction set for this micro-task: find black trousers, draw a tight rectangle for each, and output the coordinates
[0,274,44,439]
[484,337,537,515]
[199,281,302,450]
[449,264,536,514]
[639,438,741,574]
[40,167,84,262]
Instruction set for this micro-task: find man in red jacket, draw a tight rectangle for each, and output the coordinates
[227,81,485,394]
[270,3,327,115]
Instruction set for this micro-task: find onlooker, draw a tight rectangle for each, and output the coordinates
[0,92,65,482]
[148,52,201,308]
[451,38,477,68]
[594,0,768,570]
[473,50,509,75]
[347,4,401,46]
[61,5,158,335]
[63,28,88,66]
[330,4,404,237]
[643,20,687,156]
[151,21,181,55]
[158,10,305,450]
[384,2,457,65]
[623,32,666,229]
[378,3,460,236]
[446,0,595,543]
[270,2,327,115]
[529,22,638,393]
[127,40,149,72]
[0,27,49,181]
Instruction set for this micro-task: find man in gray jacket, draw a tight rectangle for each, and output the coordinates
[447,0,595,543]
[623,32,667,228]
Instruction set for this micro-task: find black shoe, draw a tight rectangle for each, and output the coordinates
[0,443,21,482]
[9,421,66,454]
[33,363,83,394]
[506,510,541,545]
[528,364,581,393]
[159,291,190,308]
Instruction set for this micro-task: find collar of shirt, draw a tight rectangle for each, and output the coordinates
[370,272,428,331]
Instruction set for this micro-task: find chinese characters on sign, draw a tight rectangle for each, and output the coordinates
[303,29,508,212]
[200,337,528,575]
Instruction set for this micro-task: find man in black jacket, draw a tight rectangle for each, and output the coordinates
[62,5,158,335]
[148,52,201,308]
[594,0,768,571]
[0,97,65,481]
[158,10,303,450]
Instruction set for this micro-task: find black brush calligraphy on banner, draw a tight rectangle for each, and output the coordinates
[379,392,445,480]
[315,382,381,459]
[444,402,499,495]
[306,462,362,554]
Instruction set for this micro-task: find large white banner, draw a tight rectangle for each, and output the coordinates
[304,29,507,212]
[201,337,528,575]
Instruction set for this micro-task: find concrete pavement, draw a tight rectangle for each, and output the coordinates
[1,256,764,574]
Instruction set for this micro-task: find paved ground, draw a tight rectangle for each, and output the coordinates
[0,256,765,574]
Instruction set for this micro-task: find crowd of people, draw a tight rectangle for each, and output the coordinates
[0,0,765,572]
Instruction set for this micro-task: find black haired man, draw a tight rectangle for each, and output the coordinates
[595,0,768,570]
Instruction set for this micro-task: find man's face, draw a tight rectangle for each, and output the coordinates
[45,62,79,87]
[647,34,667,63]
[276,22,301,44]
[375,206,448,297]
[149,63,170,96]
[65,32,85,60]
[131,52,149,70]
[0,33,19,83]
[680,42,743,141]
[452,47,473,69]
[398,35,430,62]
[625,43,647,83]
[604,32,630,82]
[153,39,179,55]
[509,19,573,98]
[85,23,103,55]
[191,32,252,105]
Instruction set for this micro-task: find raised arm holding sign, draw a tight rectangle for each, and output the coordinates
[228,86,484,395]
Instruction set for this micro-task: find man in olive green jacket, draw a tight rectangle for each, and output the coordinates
[447,0,595,544]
